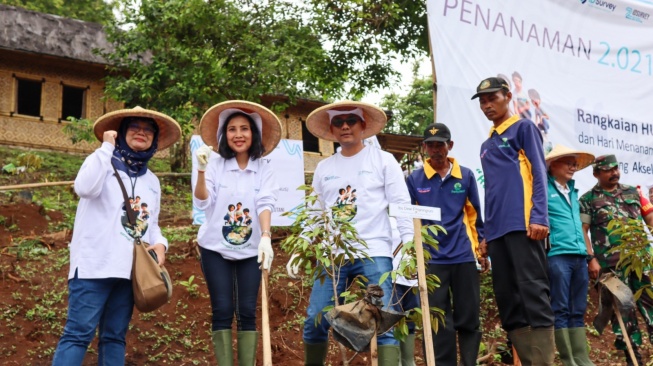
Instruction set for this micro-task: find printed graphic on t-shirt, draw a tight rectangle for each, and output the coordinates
[222,202,253,245]
[333,185,357,221]
[121,196,150,239]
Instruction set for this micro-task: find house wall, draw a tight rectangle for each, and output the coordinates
[268,101,333,173]
[0,50,120,154]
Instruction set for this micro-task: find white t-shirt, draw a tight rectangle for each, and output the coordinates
[312,145,414,257]
[69,142,168,280]
[194,156,278,260]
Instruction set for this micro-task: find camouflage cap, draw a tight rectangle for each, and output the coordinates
[593,154,618,170]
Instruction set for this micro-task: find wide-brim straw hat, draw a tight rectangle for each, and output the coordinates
[93,106,181,150]
[199,100,282,157]
[306,101,387,142]
[545,144,595,170]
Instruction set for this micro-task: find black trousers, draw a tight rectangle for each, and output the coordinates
[488,231,554,331]
[427,262,480,366]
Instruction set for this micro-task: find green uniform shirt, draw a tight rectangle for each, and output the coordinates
[579,184,642,267]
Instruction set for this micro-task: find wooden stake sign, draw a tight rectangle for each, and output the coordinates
[390,203,441,366]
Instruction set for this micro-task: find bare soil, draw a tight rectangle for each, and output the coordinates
[0,202,651,365]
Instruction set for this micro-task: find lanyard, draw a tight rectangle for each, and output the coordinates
[128,175,138,199]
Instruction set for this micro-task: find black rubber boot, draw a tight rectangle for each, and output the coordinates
[458,330,482,366]
[304,342,328,366]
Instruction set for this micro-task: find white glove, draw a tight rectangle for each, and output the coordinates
[257,236,274,271]
[196,145,213,171]
[286,253,302,279]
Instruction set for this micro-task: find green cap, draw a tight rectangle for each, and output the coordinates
[593,154,618,170]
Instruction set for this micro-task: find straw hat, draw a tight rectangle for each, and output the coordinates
[199,100,282,157]
[93,106,181,150]
[306,101,387,142]
[545,144,595,170]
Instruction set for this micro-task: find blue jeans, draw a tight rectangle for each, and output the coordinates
[547,254,588,329]
[52,270,134,366]
[391,283,420,333]
[200,247,261,331]
[303,257,398,345]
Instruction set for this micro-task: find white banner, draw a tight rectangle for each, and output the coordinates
[190,136,305,226]
[427,0,653,199]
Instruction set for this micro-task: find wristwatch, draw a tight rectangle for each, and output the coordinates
[586,255,595,263]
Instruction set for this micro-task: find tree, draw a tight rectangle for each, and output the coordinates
[101,0,428,170]
[380,64,434,135]
[1,0,115,24]
[307,0,428,98]
[102,0,340,170]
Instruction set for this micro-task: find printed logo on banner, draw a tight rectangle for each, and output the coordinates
[625,7,650,22]
[281,139,303,159]
[283,203,304,222]
[580,0,617,12]
[475,169,485,189]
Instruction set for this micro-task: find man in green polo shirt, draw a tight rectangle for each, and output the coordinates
[579,154,653,365]
[545,145,594,366]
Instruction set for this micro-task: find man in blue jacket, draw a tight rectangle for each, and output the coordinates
[545,145,595,366]
[472,76,555,364]
[406,123,486,365]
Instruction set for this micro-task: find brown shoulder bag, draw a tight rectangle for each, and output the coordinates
[112,163,172,312]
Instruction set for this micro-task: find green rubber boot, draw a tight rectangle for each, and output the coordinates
[508,327,533,365]
[237,331,258,366]
[211,329,233,366]
[304,342,328,366]
[399,334,416,366]
[378,344,400,366]
[531,326,555,365]
[567,327,595,366]
[554,328,577,366]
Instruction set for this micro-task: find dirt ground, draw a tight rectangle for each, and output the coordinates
[0,202,651,365]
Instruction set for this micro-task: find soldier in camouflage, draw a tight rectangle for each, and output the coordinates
[579,154,653,365]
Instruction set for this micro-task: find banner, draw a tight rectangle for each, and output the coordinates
[427,0,653,199]
[190,136,305,226]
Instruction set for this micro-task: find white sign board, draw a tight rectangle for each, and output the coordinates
[427,0,653,202]
[190,136,305,226]
[390,203,442,221]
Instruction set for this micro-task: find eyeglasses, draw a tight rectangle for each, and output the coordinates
[127,123,156,136]
[331,116,361,128]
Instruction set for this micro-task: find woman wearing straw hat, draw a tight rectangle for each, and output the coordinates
[193,100,281,366]
[544,144,595,366]
[286,101,413,366]
[52,107,181,365]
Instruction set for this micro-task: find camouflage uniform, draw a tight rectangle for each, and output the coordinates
[579,156,653,351]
